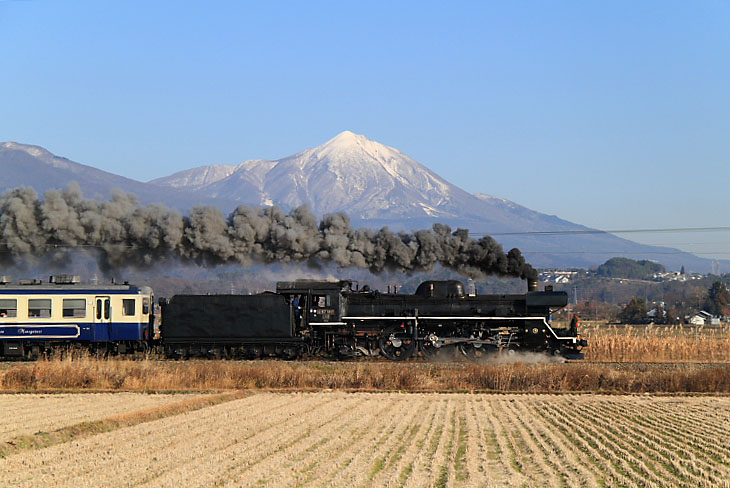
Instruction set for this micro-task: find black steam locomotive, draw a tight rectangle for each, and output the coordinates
[161,279,586,360]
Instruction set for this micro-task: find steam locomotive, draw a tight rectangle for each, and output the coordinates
[0,275,586,360]
[161,279,586,360]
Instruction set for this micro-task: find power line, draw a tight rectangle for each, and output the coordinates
[521,251,730,255]
[469,226,730,237]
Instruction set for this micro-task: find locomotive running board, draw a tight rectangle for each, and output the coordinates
[342,316,580,344]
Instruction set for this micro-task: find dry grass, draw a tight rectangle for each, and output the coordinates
[1,324,728,394]
[2,357,730,394]
[583,323,730,362]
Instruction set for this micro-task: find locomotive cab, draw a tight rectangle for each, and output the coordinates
[275,280,350,326]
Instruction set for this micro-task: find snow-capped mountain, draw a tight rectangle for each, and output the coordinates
[150,130,590,236]
[1,136,721,271]
[152,131,486,219]
[149,131,716,271]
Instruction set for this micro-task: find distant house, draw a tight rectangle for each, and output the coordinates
[539,270,578,284]
[647,307,667,320]
[688,311,716,325]
[651,271,705,282]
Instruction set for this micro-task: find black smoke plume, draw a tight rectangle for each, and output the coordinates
[0,185,537,280]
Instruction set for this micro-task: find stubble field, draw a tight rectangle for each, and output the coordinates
[0,392,198,441]
[2,391,730,488]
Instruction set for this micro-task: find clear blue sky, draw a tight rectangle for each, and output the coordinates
[1,1,729,259]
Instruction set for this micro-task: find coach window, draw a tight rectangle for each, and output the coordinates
[0,299,17,318]
[123,299,136,316]
[63,299,86,318]
[142,297,150,315]
[28,299,52,318]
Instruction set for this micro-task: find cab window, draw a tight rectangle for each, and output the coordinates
[123,299,136,316]
[63,299,86,318]
[142,297,150,315]
[0,299,17,318]
[28,299,52,318]
[313,295,331,308]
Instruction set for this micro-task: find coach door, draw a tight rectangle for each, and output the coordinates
[94,296,112,341]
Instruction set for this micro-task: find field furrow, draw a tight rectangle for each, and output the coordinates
[586,400,730,486]
[480,399,528,487]
[542,400,644,488]
[579,401,703,487]
[563,402,678,486]
[514,397,602,488]
[498,397,569,487]
[240,394,392,487]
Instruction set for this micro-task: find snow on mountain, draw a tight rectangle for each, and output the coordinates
[2,141,86,173]
[151,164,240,189]
[151,131,489,219]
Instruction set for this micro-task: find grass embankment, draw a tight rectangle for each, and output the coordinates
[2,358,730,394]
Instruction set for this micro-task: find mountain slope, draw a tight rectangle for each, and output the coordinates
[0,142,236,210]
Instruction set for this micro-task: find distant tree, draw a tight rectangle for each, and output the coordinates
[722,273,730,287]
[680,265,686,275]
[619,297,649,324]
[663,305,681,325]
[595,258,666,280]
[651,302,667,324]
[703,281,730,316]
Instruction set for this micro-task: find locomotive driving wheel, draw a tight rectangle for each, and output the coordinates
[420,336,458,361]
[379,327,416,361]
[459,342,498,362]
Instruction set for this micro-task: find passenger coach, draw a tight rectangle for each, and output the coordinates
[0,275,154,359]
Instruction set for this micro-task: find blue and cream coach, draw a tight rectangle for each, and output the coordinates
[0,275,154,358]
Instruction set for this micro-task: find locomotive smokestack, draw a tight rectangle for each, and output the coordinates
[527,279,538,292]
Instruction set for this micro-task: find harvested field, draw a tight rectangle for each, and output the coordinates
[2,392,730,487]
[0,392,196,441]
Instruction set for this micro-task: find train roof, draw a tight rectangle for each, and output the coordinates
[0,278,150,295]
[276,280,352,292]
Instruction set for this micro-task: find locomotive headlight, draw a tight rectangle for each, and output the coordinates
[532,328,539,334]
